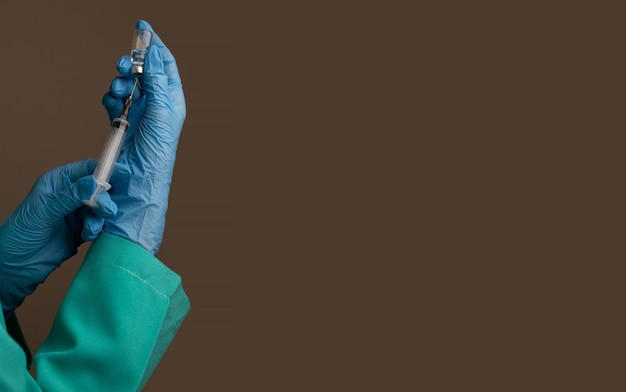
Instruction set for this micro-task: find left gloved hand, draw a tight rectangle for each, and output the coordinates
[0,159,117,317]
[99,20,186,255]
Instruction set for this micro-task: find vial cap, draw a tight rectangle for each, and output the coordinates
[132,64,144,75]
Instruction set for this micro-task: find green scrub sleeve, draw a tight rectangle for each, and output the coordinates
[0,233,190,391]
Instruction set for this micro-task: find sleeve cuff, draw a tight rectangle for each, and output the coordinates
[87,233,183,298]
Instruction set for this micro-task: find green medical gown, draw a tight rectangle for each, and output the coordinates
[0,233,190,391]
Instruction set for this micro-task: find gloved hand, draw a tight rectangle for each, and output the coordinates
[97,20,186,254]
[0,160,117,316]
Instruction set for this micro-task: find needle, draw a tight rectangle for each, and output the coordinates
[121,79,139,119]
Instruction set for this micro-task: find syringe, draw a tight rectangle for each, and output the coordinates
[83,27,151,208]
[83,80,137,208]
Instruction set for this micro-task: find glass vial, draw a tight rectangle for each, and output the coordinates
[131,29,153,75]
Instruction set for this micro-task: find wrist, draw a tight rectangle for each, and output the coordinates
[105,174,170,254]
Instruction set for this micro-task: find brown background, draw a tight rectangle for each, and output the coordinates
[1,1,623,391]
[1,1,232,390]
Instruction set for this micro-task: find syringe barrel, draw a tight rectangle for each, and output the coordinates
[93,118,128,183]
[83,118,129,208]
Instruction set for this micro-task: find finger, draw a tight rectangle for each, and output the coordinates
[63,160,98,182]
[110,77,141,100]
[116,55,134,78]
[102,92,124,121]
[41,177,97,224]
[82,214,104,241]
[89,189,118,218]
[136,20,185,118]
[143,46,171,112]
[136,20,182,86]
[139,46,182,154]
[104,58,143,121]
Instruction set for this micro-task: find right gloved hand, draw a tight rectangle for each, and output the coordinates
[93,20,186,254]
[0,159,117,316]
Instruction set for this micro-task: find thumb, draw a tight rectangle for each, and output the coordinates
[143,45,170,114]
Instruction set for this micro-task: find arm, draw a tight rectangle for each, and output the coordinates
[34,20,188,389]
[0,19,188,390]
[0,314,40,391]
[0,235,189,392]
[35,234,189,391]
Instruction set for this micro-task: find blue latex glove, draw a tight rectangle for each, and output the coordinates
[97,20,186,254]
[0,159,117,316]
